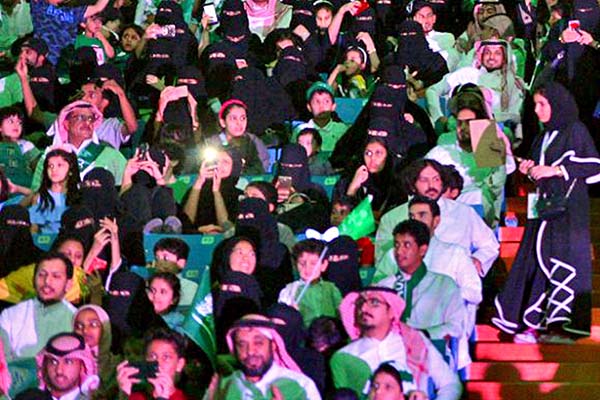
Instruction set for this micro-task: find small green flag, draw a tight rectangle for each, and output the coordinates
[182,265,216,368]
[338,196,376,240]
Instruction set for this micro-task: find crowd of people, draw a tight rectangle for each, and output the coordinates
[1,0,600,398]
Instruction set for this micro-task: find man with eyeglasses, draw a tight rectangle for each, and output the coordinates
[375,158,498,277]
[30,100,127,189]
[330,286,461,399]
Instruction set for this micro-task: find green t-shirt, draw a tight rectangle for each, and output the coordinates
[74,34,108,64]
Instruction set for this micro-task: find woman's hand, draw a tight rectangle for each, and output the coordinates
[347,165,369,196]
[518,159,535,175]
[88,227,111,259]
[528,165,562,180]
[211,168,221,193]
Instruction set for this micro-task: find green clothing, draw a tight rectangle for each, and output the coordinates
[74,34,109,64]
[292,119,349,152]
[427,133,507,226]
[211,364,321,400]
[0,298,76,361]
[0,73,23,108]
[278,279,342,327]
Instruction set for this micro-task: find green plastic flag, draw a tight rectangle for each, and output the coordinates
[182,265,216,368]
[338,196,376,240]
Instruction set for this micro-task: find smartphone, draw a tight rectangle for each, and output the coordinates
[129,361,159,380]
[138,143,149,160]
[204,2,219,25]
[277,176,293,191]
[158,24,176,38]
[352,0,370,16]
[568,20,580,31]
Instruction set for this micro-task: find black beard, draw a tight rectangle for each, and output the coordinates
[240,354,273,378]
[37,296,61,306]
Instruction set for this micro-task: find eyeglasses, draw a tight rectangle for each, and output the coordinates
[74,320,102,330]
[355,296,388,308]
[69,114,97,123]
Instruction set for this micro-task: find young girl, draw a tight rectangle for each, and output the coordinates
[27,149,81,233]
[146,272,184,333]
[0,106,41,188]
[205,100,270,174]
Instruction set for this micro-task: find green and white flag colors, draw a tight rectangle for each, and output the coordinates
[182,264,216,368]
[338,195,376,240]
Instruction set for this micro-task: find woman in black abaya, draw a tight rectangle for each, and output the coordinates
[493,82,600,343]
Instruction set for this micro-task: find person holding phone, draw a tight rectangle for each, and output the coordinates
[117,328,188,399]
[184,147,243,233]
[204,99,269,174]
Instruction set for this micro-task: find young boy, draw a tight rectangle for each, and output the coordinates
[293,82,348,152]
[278,239,342,327]
[74,13,115,65]
[153,237,198,311]
[296,127,334,175]
[0,106,41,187]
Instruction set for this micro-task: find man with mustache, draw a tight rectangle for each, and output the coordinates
[375,158,498,277]
[330,286,461,399]
[0,252,76,362]
[29,101,127,189]
[207,314,321,399]
[31,332,98,400]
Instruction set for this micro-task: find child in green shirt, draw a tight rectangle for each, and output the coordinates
[0,106,41,188]
[74,13,115,65]
[278,239,343,327]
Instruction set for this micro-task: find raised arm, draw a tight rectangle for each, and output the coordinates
[85,0,110,19]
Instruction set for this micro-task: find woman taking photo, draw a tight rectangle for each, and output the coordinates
[493,82,600,344]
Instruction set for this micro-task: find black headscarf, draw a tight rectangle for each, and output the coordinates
[29,63,56,112]
[191,147,242,227]
[59,205,97,251]
[273,46,308,88]
[231,67,294,136]
[349,8,376,37]
[81,168,119,221]
[235,197,284,270]
[537,82,580,131]
[155,0,186,29]
[324,235,361,296]
[215,270,263,317]
[265,303,327,393]
[381,65,408,112]
[213,235,258,282]
[392,20,448,87]
[290,2,316,32]
[122,148,177,225]
[176,65,207,102]
[0,205,42,276]
[277,143,312,192]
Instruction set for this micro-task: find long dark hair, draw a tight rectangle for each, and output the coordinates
[37,149,81,212]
